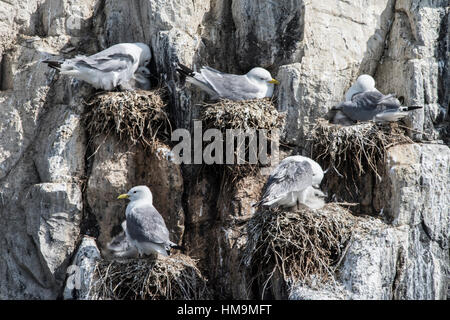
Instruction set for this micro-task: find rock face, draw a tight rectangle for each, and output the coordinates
[0,0,448,300]
[63,236,101,300]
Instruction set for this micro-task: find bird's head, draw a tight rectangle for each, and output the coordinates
[345,74,376,101]
[134,42,151,67]
[304,187,326,210]
[136,66,151,77]
[302,158,324,187]
[247,67,280,85]
[117,185,153,203]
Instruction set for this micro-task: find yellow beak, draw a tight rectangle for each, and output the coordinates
[268,79,280,85]
[117,193,129,200]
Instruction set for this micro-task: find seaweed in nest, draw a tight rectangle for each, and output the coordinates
[306,120,413,207]
[89,254,211,300]
[200,98,285,180]
[243,204,359,298]
[84,89,172,149]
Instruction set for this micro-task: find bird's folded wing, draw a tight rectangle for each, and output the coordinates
[340,91,392,121]
[260,160,313,203]
[72,53,135,73]
[126,205,170,244]
[200,68,259,98]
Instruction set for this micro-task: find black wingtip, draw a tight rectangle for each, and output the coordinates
[176,63,194,77]
[42,60,62,70]
[170,244,186,252]
[407,105,423,110]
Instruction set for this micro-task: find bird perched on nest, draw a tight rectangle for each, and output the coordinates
[254,156,327,210]
[176,63,279,100]
[326,74,422,125]
[43,42,151,91]
[117,186,183,257]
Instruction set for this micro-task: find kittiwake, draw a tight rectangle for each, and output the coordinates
[44,42,151,91]
[327,74,423,125]
[117,185,183,257]
[176,63,279,100]
[254,156,326,210]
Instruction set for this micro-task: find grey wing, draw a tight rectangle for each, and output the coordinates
[200,68,260,99]
[339,91,398,121]
[72,52,135,73]
[260,160,313,204]
[126,205,170,245]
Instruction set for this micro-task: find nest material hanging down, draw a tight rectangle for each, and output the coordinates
[243,204,360,296]
[89,254,211,300]
[200,98,285,180]
[306,120,413,205]
[84,89,171,148]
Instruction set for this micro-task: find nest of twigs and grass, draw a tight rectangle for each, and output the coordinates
[200,98,285,181]
[84,89,171,149]
[89,254,211,300]
[307,120,413,210]
[243,204,359,298]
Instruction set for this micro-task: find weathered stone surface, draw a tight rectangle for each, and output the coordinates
[385,144,449,246]
[33,108,86,183]
[63,236,101,300]
[25,183,82,276]
[211,173,266,299]
[231,0,304,70]
[39,0,96,37]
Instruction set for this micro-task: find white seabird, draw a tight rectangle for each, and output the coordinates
[44,42,151,91]
[327,74,422,125]
[176,64,280,100]
[117,186,183,257]
[255,156,326,210]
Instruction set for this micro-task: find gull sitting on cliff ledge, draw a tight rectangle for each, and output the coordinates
[327,74,422,125]
[117,186,183,257]
[177,63,279,101]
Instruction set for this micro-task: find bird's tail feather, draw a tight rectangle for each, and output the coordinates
[42,59,63,71]
[405,105,423,111]
[176,63,194,77]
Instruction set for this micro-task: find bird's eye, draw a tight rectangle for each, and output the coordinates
[133,191,137,193]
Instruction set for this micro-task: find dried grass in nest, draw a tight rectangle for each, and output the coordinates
[243,204,359,296]
[89,254,211,300]
[84,89,171,149]
[201,98,285,180]
[307,120,413,204]
[201,98,284,130]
